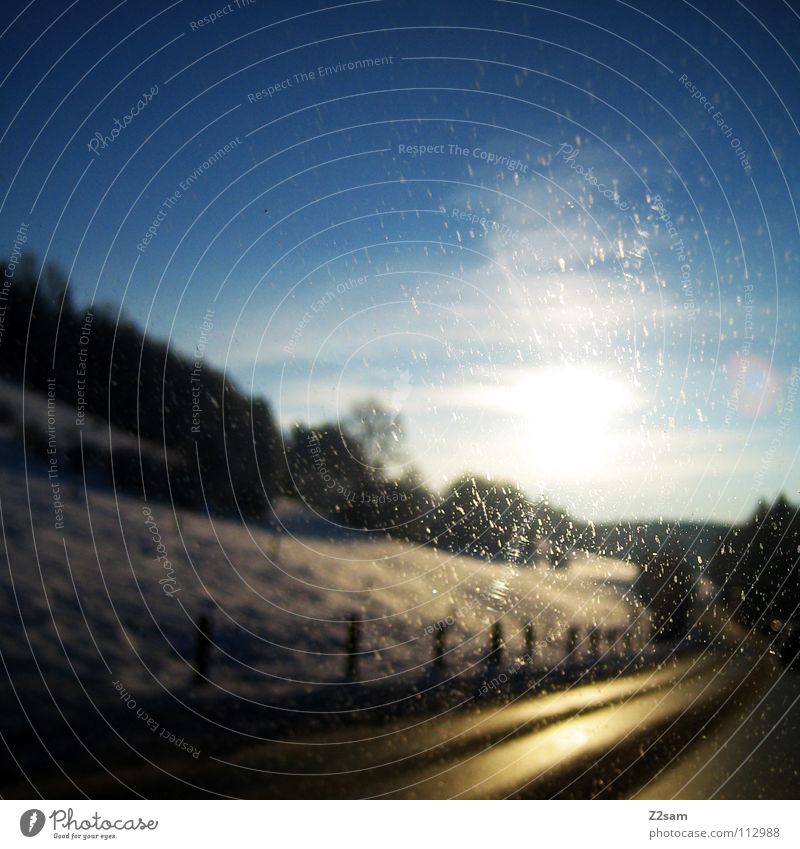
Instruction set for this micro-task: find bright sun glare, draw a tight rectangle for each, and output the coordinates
[510,367,636,479]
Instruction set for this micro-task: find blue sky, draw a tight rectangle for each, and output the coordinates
[2,0,800,521]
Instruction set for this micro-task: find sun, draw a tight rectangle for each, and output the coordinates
[509,366,635,480]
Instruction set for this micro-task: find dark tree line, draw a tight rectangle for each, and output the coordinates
[0,257,281,517]
[0,262,596,562]
[593,500,800,640]
[0,259,578,559]
[707,494,800,631]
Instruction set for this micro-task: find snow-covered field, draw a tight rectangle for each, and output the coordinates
[0,380,652,756]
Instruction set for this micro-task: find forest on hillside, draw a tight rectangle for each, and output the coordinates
[2,255,799,641]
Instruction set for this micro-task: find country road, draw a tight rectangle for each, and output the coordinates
[5,638,779,799]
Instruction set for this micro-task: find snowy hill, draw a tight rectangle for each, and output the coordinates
[0,381,653,776]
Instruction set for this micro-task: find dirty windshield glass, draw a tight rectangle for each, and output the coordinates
[1,0,799,812]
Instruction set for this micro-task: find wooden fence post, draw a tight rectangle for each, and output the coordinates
[433,621,448,669]
[566,626,579,658]
[590,627,601,659]
[525,622,535,659]
[623,630,633,655]
[489,621,504,667]
[345,614,360,681]
[193,614,212,686]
